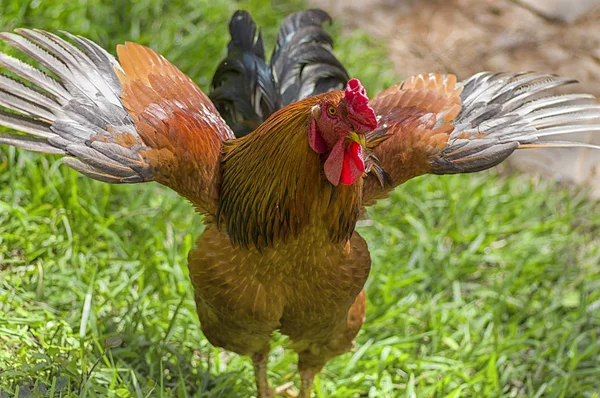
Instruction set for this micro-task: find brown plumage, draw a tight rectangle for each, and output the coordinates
[1,23,600,398]
[218,93,363,250]
[116,42,233,213]
[363,74,463,204]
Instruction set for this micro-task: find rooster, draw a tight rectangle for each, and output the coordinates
[1,10,600,398]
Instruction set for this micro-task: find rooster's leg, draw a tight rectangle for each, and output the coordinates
[252,351,297,397]
[294,290,367,398]
[297,367,319,398]
[252,351,272,398]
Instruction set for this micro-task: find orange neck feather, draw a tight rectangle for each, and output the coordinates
[217,95,363,250]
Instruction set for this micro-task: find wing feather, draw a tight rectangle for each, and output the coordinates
[364,72,600,205]
[0,30,233,215]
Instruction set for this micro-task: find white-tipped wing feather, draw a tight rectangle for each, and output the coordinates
[0,29,141,169]
[0,29,233,214]
[363,72,600,203]
[454,72,600,147]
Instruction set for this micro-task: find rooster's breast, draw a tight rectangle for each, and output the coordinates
[187,223,371,354]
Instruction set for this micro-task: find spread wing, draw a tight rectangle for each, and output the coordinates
[363,72,600,205]
[0,29,234,215]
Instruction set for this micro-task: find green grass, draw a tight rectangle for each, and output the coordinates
[0,1,599,397]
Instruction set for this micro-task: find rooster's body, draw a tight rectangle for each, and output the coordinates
[1,9,600,398]
[192,94,371,393]
[191,223,369,373]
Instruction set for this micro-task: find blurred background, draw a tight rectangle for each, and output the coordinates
[314,0,600,196]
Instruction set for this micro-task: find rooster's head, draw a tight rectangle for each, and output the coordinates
[308,79,378,186]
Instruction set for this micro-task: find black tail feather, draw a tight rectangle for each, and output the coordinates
[210,9,349,137]
[227,10,265,58]
[210,10,279,137]
[271,9,349,106]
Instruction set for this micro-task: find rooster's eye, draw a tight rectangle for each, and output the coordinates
[327,106,337,116]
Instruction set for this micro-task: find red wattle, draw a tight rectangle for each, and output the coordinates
[340,141,365,185]
[348,141,365,173]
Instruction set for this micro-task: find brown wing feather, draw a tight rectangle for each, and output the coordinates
[116,43,234,212]
[0,31,233,215]
[364,72,600,206]
[363,74,461,205]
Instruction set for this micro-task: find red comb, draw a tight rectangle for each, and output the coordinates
[345,78,378,132]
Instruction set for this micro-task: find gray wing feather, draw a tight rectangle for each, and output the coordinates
[0,109,53,138]
[0,32,72,81]
[432,72,600,174]
[62,157,141,183]
[0,73,62,112]
[0,29,151,183]
[0,132,64,154]
[0,52,69,100]
[0,89,56,120]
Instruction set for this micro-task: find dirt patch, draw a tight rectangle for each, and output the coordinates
[312,0,600,195]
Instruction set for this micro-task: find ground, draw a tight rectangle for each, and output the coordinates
[0,1,599,397]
